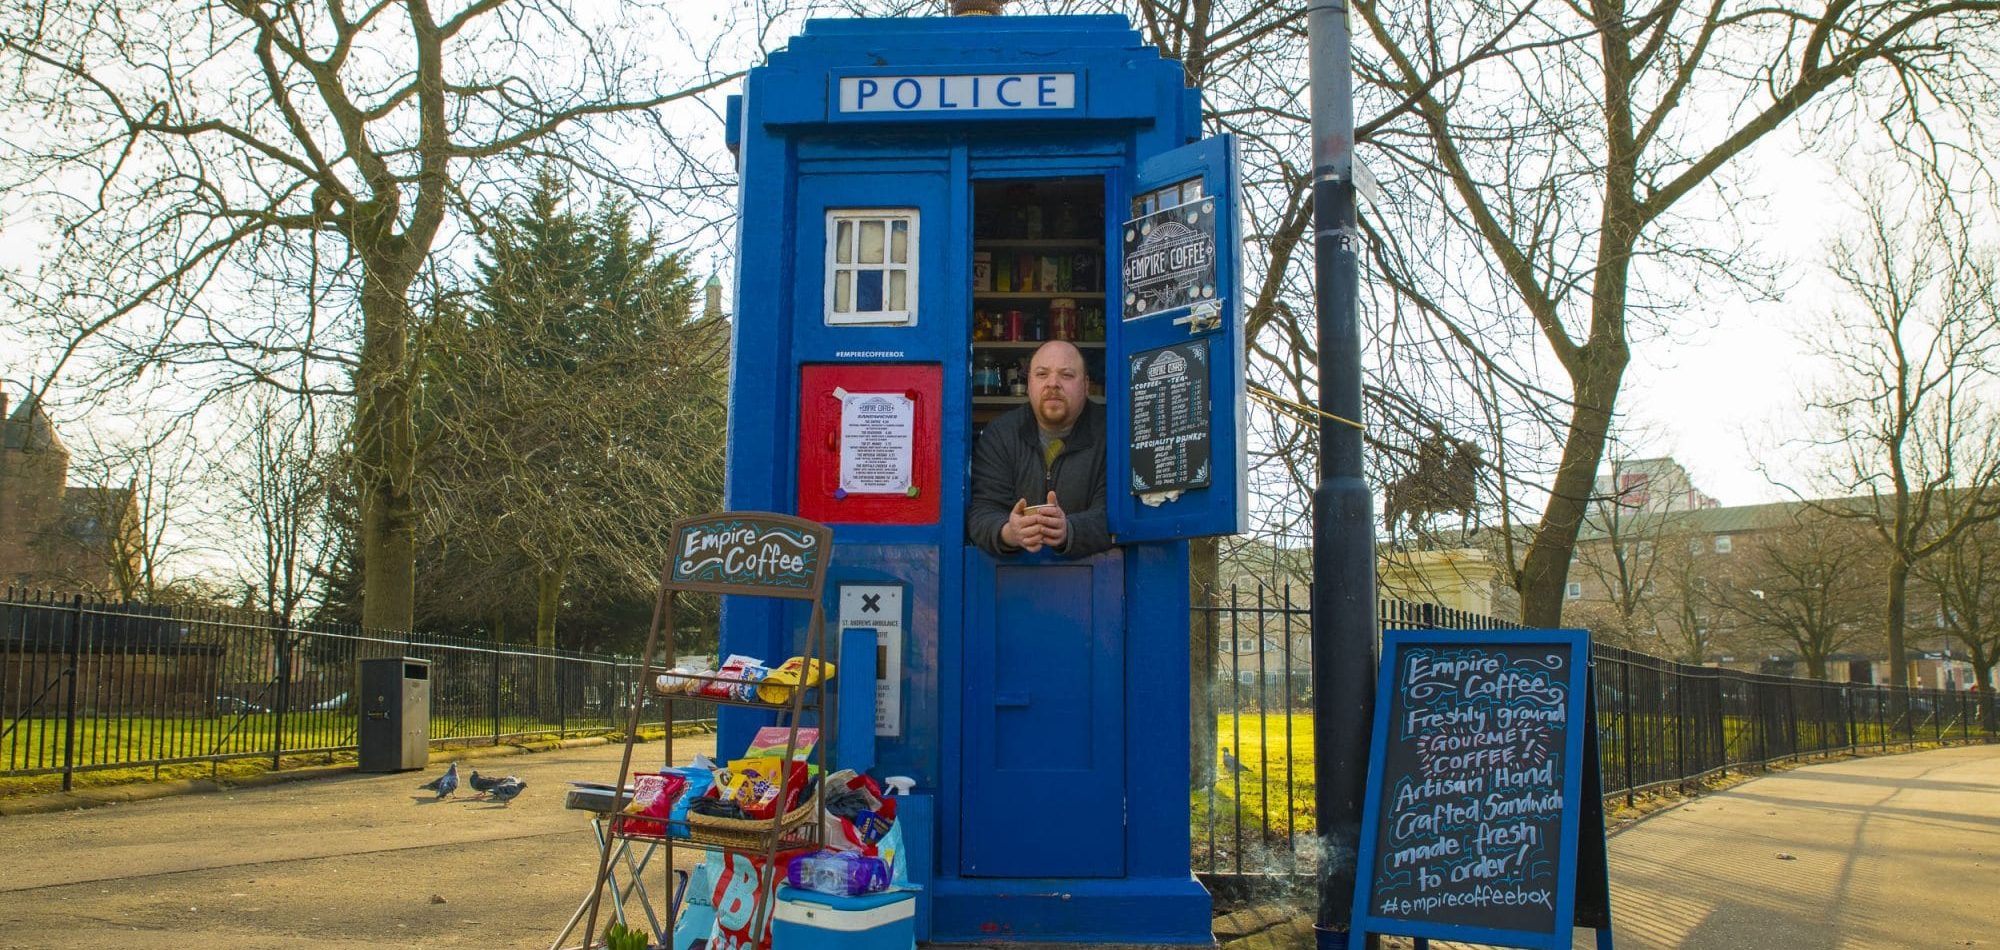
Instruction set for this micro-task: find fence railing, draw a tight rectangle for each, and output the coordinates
[1194,583,1999,883]
[0,589,703,789]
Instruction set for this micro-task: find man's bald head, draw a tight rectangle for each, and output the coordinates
[1028,340,1090,431]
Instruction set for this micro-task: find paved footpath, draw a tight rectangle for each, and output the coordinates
[1570,744,1999,950]
[3,741,1994,949]
[0,739,712,950]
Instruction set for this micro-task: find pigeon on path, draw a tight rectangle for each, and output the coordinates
[467,770,511,795]
[417,762,460,799]
[1220,748,1252,776]
[485,778,527,804]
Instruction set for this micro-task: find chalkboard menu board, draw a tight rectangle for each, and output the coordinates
[1121,199,1218,321]
[1128,340,1212,496]
[1351,628,1609,950]
[668,512,830,600]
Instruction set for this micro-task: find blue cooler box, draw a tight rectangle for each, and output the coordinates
[771,886,916,950]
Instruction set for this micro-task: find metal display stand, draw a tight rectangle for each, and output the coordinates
[550,787,684,949]
[566,512,835,950]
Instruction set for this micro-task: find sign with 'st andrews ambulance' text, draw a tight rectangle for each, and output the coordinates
[1351,628,1615,950]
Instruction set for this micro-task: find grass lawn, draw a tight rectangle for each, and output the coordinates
[1198,712,1316,847]
[1193,707,1995,856]
[0,708,668,793]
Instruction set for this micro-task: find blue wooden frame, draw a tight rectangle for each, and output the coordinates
[1350,627,1607,950]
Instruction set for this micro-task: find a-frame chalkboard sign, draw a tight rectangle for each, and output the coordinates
[1350,628,1614,950]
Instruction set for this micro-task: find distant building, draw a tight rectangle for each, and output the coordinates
[0,390,140,593]
[1593,456,1720,513]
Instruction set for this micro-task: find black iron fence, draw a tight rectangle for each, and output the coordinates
[1,589,703,790]
[1195,584,1999,881]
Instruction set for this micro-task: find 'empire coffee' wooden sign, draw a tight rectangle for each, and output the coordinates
[1350,628,1616,950]
[668,512,830,599]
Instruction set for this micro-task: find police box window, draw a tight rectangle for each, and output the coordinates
[825,209,918,326]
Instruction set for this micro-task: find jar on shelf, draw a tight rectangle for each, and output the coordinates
[1049,298,1079,341]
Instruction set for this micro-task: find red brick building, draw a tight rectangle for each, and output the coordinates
[0,391,140,594]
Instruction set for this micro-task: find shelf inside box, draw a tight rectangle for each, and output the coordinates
[972,395,1106,405]
[972,340,1104,349]
[974,238,1102,249]
[973,291,1106,300]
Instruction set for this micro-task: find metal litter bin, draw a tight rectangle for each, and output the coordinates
[358,657,431,772]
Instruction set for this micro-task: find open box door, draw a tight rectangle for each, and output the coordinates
[1109,134,1247,543]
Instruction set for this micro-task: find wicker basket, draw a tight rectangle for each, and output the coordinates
[686,788,821,850]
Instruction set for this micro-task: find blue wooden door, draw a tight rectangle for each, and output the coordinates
[961,548,1125,877]
[1109,135,1247,543]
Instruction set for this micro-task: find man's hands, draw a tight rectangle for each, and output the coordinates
[1000,491,1069,552]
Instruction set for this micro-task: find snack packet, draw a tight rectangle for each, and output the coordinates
[615,772,689,838]
[698,654,770,700]
[755,656,836,705]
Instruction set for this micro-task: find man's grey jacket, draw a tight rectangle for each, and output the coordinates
[967,401,1112,559]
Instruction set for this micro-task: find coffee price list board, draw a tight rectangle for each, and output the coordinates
[1128,339,1212,496]
[1350,628,1615,950]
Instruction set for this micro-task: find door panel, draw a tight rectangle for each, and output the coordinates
[1109,135,1246,543]
[961,548,1124,878]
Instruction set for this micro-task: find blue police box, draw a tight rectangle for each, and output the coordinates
[718,13,1244,945]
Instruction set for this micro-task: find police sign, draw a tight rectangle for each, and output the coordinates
[837,73,1077,113]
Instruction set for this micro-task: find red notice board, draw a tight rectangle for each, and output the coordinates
[797,363,942,525]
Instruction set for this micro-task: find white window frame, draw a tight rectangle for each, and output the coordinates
[1566,582,1583,600]
[824,209,919,326]
[1714,535,1733,554]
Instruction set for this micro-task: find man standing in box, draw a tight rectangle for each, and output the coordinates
[968,340,1111,558]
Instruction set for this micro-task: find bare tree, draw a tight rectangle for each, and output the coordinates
[1914,517,2000,727]
[1353,0,2000,625]
[1710,508,1880,679]
[65,428,207,602]
[1797,176,2000,692]
[0,1,743,631]
[218,388,337,625]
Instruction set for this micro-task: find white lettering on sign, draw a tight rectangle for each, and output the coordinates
[837,74,1077,113]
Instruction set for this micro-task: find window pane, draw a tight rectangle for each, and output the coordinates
[835,220,853,264]
[890,219,909,263]
[834,270,852,312]
[888,270,907,311]
[856,269,883,311]
[1180,179,1204,203]
[860,220,885,264]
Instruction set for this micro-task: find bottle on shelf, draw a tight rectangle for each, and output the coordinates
[1055,200,1078,239]
[976,352,1002,396]
[1006,361,1026,396]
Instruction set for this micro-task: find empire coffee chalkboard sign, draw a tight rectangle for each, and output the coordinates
[1350,628,1615,950]
[1121,199,1218,320]
[1128,340,1212,496]
[667,512,829,600]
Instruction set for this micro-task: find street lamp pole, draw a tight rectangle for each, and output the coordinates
[1307,1,1377,948]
